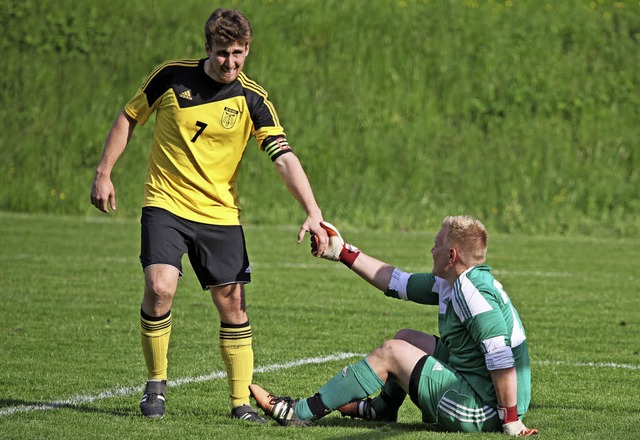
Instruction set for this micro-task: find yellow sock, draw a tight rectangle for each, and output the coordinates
[140,310,172,381]
[219,321,253,408]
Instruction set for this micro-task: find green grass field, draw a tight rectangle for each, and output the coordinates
[1,211,638,439]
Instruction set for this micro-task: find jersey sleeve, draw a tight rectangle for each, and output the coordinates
[124,88,157,126]
[238,73,288,160]
[385,271,439,305]
[251,101,285,152]
[124,61,174,126]
[124,61,181,125]
[451,274,514,370]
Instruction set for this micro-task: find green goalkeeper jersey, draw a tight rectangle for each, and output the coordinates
[386,264,532,415]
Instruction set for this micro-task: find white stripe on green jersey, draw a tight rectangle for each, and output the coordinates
[452,267,494,322]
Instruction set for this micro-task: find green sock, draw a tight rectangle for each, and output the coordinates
[295,359,384,420]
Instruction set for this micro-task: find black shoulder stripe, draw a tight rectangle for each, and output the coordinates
[238,72,268,97]
[237,74,282,128]
[140,59,200,91]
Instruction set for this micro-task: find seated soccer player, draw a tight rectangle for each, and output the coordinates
[250,216,538,436]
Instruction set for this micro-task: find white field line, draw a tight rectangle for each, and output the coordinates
[533,360,640,370]
[1,354,638,418]
[0,352,363,418]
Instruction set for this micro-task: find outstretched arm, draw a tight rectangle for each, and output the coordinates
[273,152,327,254]
[313,221,395,292]
[90,110,137,213]
[350,252,396,293]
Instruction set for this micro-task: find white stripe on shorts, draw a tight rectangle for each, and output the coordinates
[437,395,497,423]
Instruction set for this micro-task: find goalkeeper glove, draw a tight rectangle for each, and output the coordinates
[311,221,360,268]
[498,406,538,436]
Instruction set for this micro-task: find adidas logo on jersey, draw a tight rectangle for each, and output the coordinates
[179,89,193,100]
[432,362,443,371]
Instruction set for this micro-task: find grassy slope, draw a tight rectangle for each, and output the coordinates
[0,0,638,236]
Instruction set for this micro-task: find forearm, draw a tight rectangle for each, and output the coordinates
[350,252,396,292]
[491,367,518,408]
[96,110,136,176]
[91,110,136,213]
[274,153,322,219]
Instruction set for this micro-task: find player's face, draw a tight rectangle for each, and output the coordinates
[205,41,249,84]
[431,226,451,278]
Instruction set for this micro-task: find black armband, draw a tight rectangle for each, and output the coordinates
[263,136,293,161]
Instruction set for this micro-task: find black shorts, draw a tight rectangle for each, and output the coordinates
[140,207,251,289]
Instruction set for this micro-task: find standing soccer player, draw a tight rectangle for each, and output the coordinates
[251,216,538,436]
[90,9,327,422]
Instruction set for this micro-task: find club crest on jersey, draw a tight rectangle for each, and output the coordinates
[221,107,239,129]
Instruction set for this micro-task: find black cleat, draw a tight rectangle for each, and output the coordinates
[231,404,267,424]
[140,380,166,419]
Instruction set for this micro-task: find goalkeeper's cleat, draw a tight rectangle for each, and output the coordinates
[140,380,166,419]
[249,384,312,427]
[337,398,398,422]
[231,404,267,424]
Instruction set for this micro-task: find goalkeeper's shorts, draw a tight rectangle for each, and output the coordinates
[409,355,502,433]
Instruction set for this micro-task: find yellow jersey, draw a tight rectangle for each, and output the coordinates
[125,59,289,225]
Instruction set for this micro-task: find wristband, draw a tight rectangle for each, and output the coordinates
[339,244,360,268]
[497,405,518,424]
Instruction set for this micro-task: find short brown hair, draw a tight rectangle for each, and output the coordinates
[442,215,488,266]
[204,9,253,47]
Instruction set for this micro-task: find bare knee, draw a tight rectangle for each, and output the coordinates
[211,283,244,306]
[367,339,404,382]
[146,277,175,298]
[367,339,419,384]
[143,265,178,316]
[375,339,410,358]
[211,283,247,323]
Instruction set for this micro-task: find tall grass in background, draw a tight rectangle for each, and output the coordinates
[1,0,638,236]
